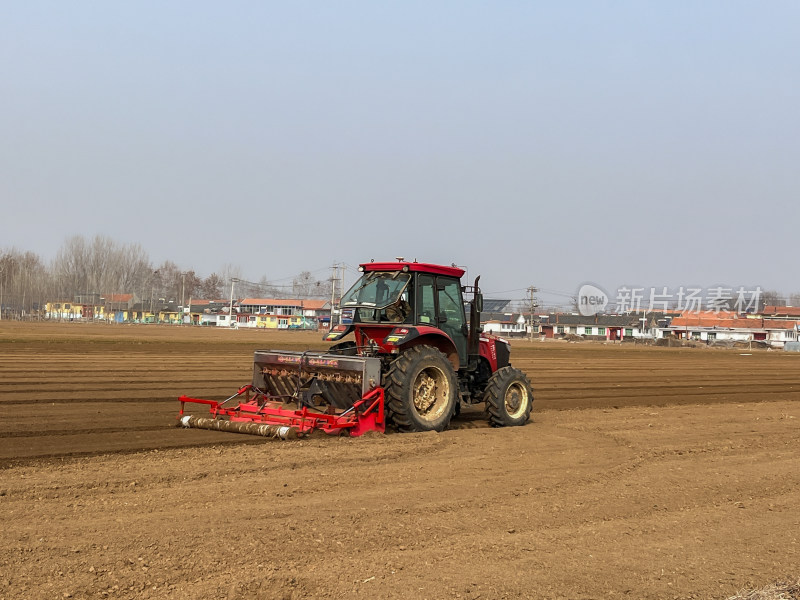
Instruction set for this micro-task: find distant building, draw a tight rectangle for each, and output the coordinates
[662,311,799,347]
[760,305,800,319]
[481,312,528,336]
[537,313,653,340]
[234,298,331,329]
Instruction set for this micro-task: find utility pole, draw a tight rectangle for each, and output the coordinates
[229,277,239,328]
[0,262,4,322]
[329,263,339,328]
[151,270,159,324]
[527,286,539,342]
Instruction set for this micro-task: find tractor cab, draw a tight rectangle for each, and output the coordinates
[326,261,471,368]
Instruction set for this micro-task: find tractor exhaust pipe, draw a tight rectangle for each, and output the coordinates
[468,275,482,357]
[179,415,301,440]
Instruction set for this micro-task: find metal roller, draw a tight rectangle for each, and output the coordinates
[179,415,301,440]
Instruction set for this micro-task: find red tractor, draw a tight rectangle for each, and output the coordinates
[178,261,533,437]
[325,260,533,431]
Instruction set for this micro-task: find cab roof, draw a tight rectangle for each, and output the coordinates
[361,261,465,279]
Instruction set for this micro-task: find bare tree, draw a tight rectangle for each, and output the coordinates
[53,235,90,298]
[0,248,49,319]
[569,295,579,313]
[0,250,11,318]
[51,235,155,305]
[201,273,224,299]
[154,261,183,303]
[292,271,315,297]
[219,263,242,285]
[3,234,372,321]
[256,275,282,298]
[313,277,333,299]
[117,243,152,296]
[292,271,331,298]
[761,290,785,309]
[183,270,202,303]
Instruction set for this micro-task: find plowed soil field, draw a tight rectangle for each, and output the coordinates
[1,322,799,599]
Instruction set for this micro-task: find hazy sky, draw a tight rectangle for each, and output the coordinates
[2,2,798,305]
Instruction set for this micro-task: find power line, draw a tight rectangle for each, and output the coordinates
[484,288,529,296]
[262,266,332,283]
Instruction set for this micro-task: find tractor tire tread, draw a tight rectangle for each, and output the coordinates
[484,366,534,428]
[384,345,457,433]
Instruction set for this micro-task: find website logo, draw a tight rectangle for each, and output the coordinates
[577,283,609,316]
[575,283,763,315]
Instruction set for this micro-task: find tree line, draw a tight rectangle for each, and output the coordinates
[0,235,333,319]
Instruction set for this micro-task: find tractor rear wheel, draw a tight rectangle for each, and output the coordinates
[385,345,458,432]
[484,367,533,427]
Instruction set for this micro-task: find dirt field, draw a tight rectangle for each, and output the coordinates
[1,322,799,599]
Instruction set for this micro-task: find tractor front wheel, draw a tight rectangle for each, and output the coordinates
[484,367,533,427]
[385,345,458,432]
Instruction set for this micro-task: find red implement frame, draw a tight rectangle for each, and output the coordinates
[178,385,385,437]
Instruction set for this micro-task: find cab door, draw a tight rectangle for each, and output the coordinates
[416,274,468,367]
[436,277,468,366]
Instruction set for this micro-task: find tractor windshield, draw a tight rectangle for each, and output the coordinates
[340,271,411,309]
